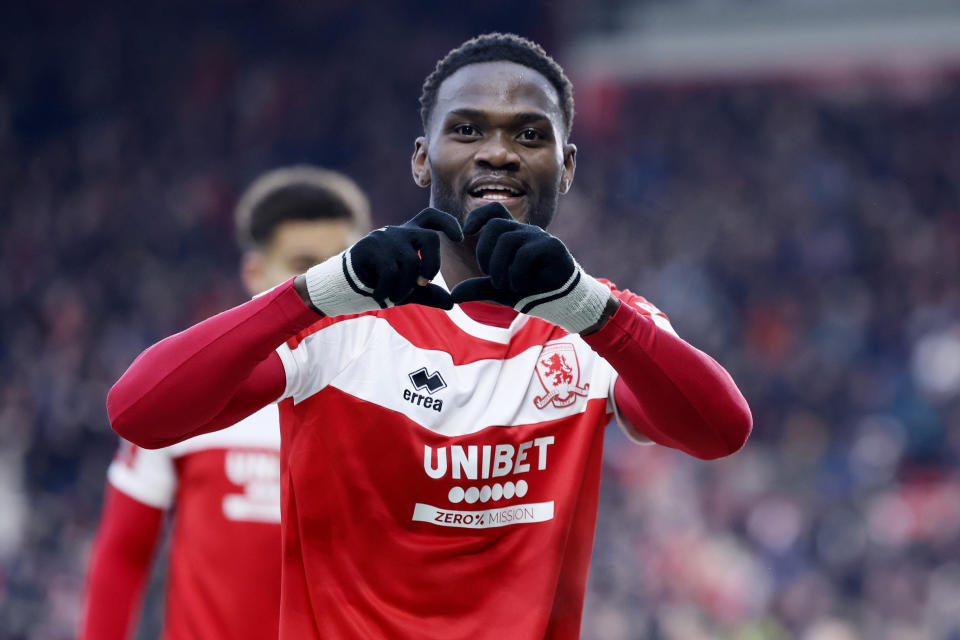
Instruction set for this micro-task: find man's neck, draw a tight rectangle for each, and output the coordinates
[438,236,482,289]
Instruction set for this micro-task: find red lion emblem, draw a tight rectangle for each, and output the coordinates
[541,353,573,386]
[534,343,589,409]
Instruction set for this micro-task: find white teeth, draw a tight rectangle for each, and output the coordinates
[472,183,520,196]
[483,194,509,200]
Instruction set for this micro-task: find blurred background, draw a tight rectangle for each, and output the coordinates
[2,0,959,638]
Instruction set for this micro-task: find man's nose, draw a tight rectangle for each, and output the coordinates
[474,132,520,170]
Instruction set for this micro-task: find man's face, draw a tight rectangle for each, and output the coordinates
[412,61,576,229]
[242,218,360,295]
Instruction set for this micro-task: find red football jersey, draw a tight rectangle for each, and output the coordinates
[271,278,674,639]
[107,407,282,639]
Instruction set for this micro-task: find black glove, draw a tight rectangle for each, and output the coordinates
[305,208,463,315]
[450,203,612,333]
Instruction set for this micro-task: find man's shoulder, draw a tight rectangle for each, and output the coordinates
[596,279,677,336]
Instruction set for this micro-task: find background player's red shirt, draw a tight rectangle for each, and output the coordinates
[80,408,282,640]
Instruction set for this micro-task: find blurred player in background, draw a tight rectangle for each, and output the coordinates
[78,166,370,640]
[107,34,752,639]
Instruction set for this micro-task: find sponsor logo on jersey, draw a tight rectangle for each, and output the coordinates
[411,501,554,529]
[403,367,446,412]
[423,437,554,480]
[534,343,590,409]
[222,450,281,523]
[416,437,557,528]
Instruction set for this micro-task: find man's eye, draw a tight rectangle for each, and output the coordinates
[453,124,480,137]
[519,129,545,141]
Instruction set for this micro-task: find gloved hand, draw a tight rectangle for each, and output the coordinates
[450,203,613,333]
[304,208,463,316]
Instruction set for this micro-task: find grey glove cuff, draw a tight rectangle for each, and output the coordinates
[304,252,384,317]
[517,266,611,334]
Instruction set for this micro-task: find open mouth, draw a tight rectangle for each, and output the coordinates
[467,179,527,210]
[468,184,522,200]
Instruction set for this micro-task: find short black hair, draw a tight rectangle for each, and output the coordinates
[419,33,574,139]
[235,166,370,251]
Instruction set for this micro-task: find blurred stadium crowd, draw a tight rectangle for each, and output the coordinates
[1,2,959,639]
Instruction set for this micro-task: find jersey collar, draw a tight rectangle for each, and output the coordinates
[434,273,529,344]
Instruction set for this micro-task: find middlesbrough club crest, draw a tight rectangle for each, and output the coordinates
[534,343,590,409]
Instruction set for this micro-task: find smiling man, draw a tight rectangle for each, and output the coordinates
[106,34,752,639]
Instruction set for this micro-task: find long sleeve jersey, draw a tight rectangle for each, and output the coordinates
[108,275,751,639]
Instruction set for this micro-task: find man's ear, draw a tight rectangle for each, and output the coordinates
[240,251,265,297]
[560,143,577,194]
[411,136,431,188]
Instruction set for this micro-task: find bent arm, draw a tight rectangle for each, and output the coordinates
[78,487,165,640]
[108,279,319,448]
[583,299,752,460]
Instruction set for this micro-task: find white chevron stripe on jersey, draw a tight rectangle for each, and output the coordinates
[276,315,617,438]
[107,404,281,509]
[166,403,280,456]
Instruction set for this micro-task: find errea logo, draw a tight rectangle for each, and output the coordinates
[402,367,445,412]
[408,367,446,394]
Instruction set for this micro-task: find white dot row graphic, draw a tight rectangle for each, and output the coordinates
[448,480,528,504]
